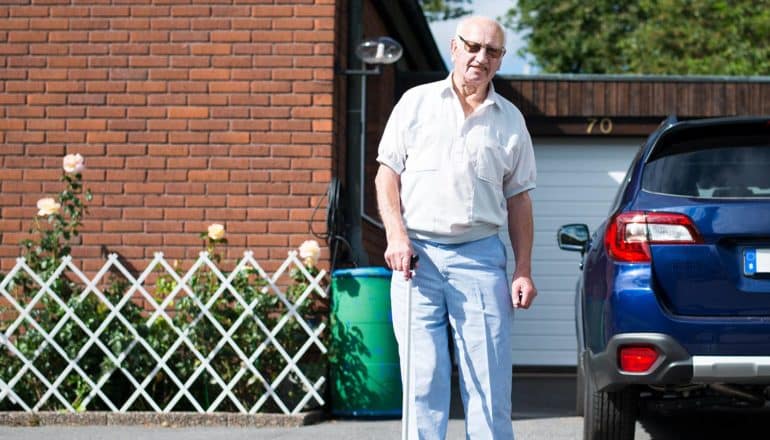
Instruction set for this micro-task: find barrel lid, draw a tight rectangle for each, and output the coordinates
[332,266,392,278]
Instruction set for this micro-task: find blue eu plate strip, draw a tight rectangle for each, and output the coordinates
[744,249,757,276]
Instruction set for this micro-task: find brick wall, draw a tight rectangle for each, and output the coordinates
[0,1,337,274]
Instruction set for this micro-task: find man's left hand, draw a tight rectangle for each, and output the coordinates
[512,276,537,309]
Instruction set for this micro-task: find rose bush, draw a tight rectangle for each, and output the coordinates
[0,156,329,413]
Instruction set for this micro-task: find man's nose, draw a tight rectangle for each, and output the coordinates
[474,48,489,63]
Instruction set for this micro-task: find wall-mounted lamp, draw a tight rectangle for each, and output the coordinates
[355,36,403,66]
[343,37,403,229]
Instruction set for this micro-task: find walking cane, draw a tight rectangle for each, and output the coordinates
[401,254,418,440]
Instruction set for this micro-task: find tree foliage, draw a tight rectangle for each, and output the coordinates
[504,0,770,75]
[420,0,472,22]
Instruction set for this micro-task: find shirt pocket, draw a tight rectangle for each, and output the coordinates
[476,143,505,185]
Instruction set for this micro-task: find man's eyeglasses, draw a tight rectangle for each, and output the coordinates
[456,35,506,59]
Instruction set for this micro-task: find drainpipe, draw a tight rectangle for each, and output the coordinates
[344,0,369,266]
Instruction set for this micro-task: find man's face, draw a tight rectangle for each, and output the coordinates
[450,19,505,87]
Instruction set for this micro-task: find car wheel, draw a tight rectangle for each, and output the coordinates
[583,368,637,440]
[576,353,585,416]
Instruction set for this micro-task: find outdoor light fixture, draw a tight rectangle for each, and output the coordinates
[344,36,404,228]
[355,36,403,66]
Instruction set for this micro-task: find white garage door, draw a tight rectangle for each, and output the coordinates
[499,137,643,366]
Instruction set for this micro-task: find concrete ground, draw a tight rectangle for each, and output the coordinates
[3,372,770,439]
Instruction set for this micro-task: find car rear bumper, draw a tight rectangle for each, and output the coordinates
[589,333,770,391]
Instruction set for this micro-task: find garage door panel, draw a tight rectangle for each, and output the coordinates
[521,291,575,306]
[533,187,621,202]
[536,171,629,187]
[512,350,577,366]
[512,336,576,351]
[513,320,574,336]
[509,137,642,366]
[536,216,607,231]
[513,305,574,321]
[534,277,580,292]
[531,202,613,215]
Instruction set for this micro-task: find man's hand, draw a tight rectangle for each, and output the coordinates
[384,237,416,280]
[511,275,537,309]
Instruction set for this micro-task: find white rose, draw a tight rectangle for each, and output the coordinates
[207,223,225,240]
[62,153,85,173]
[299,240,321,268]
[37,198,61,216]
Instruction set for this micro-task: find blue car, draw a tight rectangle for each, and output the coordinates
[558,116,770,439]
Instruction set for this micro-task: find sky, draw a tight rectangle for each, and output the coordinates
[426,0,536,75]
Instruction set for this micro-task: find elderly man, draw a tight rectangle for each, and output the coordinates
[375,15,537,439]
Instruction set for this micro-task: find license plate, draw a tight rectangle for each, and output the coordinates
[744,249,770,275]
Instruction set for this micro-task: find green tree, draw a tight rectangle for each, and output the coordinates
[503,0,770,75]
[420,0,472,22]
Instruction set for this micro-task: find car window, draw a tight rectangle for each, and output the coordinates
[642,144,770,198]
[608,146,643,214]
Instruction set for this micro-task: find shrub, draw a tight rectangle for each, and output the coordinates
[0,154,328,413]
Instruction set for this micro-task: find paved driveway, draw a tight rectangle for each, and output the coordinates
[3,373,770,439]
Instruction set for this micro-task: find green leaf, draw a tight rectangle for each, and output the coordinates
[509,0,770,74]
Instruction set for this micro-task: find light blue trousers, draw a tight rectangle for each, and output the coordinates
[391,235,514,439]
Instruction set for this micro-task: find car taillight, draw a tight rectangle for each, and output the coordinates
[619,345,659,373]
[604,211,703,263]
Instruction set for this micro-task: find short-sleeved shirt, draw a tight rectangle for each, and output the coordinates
[376,75,536,244]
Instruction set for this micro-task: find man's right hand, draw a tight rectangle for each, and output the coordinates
[384,237,415,280]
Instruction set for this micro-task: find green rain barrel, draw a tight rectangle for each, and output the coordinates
[330,267,401,417]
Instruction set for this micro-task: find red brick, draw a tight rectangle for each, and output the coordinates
[147,169,187,181]
[47,132,86,143]
[171,6,210,17]
[7,107,45,118]
[27,120,65,131]
[295,5,335,16]
[131,6,170,17]
[169,132,208,144]
[70,19,110,30]
[211,31,250,42]
[188,170,229,181]
[189,120,228,131]
[49,31,89,42]
[88,107,126,118]
[127,107,166,118]
[87,132,127,143]
[151,18,190,30]
[168,106,209,119]
[104,221,144,232]
[189,69,230,80]
[205,183,249,195]
[164,183,205,194]
[0,119,24,130]
[274,18,313,30]
[148,120,186,130]
[7,132,44,143]
[68,120,107,131]
[252,6,292,16]
[209,132,249,144]
[230,170,270,182]
[8,31,47,42]
[231,18,270,30]
[164,208,204,220]
[185,195,226,207]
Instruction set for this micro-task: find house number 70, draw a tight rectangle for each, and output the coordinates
[586,118,613,134]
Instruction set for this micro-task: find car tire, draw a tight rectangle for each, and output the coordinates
[576,353,585,416]
[583,368,637,440]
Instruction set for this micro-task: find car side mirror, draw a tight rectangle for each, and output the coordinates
[557,224,590,253]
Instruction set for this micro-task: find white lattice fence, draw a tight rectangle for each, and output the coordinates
[0,251,328,414]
